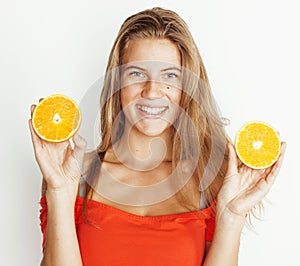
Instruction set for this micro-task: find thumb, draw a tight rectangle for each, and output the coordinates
[72,134,87,163]
[227,143,238,176]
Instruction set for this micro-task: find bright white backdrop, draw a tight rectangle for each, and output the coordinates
[0,0,299,265]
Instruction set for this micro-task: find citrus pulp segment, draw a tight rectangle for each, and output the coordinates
[32,94,81,142]
[234,121,281,169]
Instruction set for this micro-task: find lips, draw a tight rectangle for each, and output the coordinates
[136,104,169,117]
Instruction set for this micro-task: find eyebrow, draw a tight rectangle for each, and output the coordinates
[123,65,182,72]
[161,67,182,72]
[123,66,147,72]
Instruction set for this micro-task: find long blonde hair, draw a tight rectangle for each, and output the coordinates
[84,7,230,212]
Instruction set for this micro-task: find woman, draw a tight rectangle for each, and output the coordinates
[29,7,286,266]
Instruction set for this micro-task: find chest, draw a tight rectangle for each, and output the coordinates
[90,192,191,216]
[85,158,200,216]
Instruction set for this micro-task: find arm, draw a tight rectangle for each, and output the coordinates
[29,102,87,266]
[203,213,245,266]
[203,142,286,266]
[41,189,82,266]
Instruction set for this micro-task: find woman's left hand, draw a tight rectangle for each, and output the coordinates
[216,142,287,222]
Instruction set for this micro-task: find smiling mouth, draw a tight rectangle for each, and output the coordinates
[136,104,168,116]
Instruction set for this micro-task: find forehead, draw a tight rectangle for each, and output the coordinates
[122,38,181,67]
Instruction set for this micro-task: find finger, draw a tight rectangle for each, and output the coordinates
[259,162,275,183]
[241,168,262,188]
[242,178,271,208]
[247,142,286,192]
[28,119,43,153]
[280,141,287,156]
[227,143,238,176]
[246,159,282,202]
[265,142,286,185]
[262,142,286,181]
[249,168,264,181]
[239,166,251,177]
[39,98,44,102]
[244,167,279,204]
[55,140,71,163]
[30,104,36,117]
[72,134,87,163]
[65,142,73,160]
[244,141,286,183]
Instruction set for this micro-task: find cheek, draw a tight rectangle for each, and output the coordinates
[120,88,131,107]
[171,89,182,105]
[120,87,138,108]
[120,90,127,107]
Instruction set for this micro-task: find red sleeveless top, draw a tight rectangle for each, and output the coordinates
[39,196,215,266]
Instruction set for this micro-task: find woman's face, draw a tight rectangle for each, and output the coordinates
[120,38,182,137]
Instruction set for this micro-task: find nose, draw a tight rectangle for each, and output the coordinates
[141,80,164,99]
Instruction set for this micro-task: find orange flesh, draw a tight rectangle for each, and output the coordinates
[32,95,81,142]
[235,122,280,169]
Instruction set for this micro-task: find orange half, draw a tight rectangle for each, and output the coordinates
[32,94,81,142]
[234,121,281,169]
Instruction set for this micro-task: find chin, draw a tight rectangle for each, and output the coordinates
[141,130,166,137]
[135,123,171,137]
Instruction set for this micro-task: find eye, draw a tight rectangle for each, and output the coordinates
[129,71,145,78]
[165,73,178,79]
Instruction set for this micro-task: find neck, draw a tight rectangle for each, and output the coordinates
[111,122,174,171]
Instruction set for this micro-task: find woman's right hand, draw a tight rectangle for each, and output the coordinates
[28,100,87,200]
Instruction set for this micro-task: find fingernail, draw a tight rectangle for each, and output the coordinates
[282,143,287,152]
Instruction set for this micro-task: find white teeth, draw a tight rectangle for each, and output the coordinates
[137,105,168,115]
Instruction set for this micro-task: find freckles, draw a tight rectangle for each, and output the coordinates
[171,89,182,104]
[120,89,128,107]
[120,86,139,106]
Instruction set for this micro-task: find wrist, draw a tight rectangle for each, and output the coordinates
[45,186,78,209]
[215,204,246,230]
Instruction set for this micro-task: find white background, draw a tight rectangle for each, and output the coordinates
[1,0,299,265]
